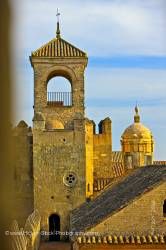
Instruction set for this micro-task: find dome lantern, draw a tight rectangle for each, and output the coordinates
[121,106,154,169]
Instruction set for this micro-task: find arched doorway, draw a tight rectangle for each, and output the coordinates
[163,200,166,217]
[49,214,60,241]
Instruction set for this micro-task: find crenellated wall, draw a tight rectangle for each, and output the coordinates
[12,121,34,227]
[93,118,113,179]
[84,117,113,195]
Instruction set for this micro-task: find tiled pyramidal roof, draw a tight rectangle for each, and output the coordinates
[71,165,166,232]
[31,37,87,58]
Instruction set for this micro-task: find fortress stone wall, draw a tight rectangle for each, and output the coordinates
[12,122,34,227]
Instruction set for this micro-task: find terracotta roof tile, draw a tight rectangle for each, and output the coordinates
[71,165,166,232]
[31,37,87,58]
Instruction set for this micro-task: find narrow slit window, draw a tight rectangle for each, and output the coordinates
[163,200,166,217]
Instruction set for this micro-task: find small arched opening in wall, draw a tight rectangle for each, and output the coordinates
[163,199,166,218]
[49,214,61,241]
[46,119,64,130]
[47,73,72,107]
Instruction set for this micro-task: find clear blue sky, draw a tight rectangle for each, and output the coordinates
[11,0,166,159]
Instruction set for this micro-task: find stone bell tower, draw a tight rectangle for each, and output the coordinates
[30,18,88,240]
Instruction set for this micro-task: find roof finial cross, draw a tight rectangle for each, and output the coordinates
[56,8,61,38]
[135,101,138,114]
[56,8,60,22]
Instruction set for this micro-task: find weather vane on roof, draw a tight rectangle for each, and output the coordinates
[56,8,61,38]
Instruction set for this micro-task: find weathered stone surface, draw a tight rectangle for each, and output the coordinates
[12,124,34,226]
[93,118,113,179]
[31,35,88,240]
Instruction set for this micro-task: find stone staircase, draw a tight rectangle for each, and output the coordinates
[39,242,72,250]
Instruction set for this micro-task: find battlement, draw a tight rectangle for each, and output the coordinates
[13,120,32,136]
[98,117,112,134]
[93,118,112,146]
[12,120,33,226]
[85,117,113,180]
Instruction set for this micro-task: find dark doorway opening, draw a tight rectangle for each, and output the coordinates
[163,200,166,217]
[49,214,60,241]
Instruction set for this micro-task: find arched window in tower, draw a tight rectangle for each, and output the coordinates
[47,76,72,106]
[163,200,166,217]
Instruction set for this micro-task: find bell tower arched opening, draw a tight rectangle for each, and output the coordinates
[47,76,72,107]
